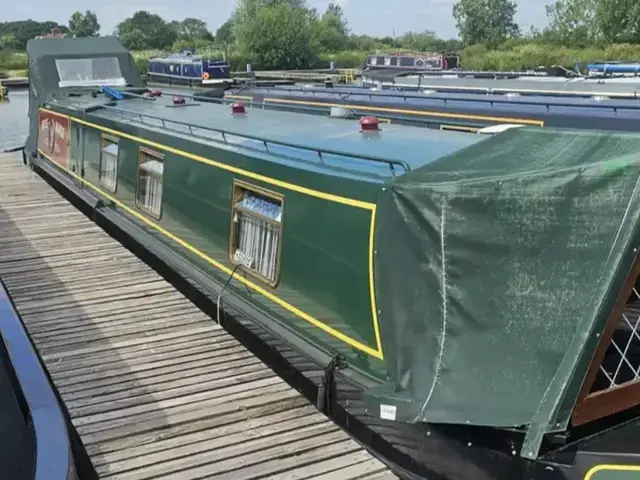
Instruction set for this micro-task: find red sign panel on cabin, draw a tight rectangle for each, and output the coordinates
[38,111,69,168]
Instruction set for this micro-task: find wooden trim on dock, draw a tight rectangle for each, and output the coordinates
[0,152,398,480]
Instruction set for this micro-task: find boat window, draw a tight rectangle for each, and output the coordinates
[99,135,119,193]
[55,57,126,88]
[399,57,415,67]
[136,148,164,218]
[229,181,283,286]
[572,258,640,426]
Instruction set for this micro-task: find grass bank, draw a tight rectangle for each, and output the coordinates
[2,42,640,77]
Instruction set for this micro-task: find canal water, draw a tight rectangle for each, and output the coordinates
[0,90,29,151]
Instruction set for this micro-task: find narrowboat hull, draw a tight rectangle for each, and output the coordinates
[359,70,640,99]
[23,36,640,480]
[146,72,235,89]
[27,102,640,480]
[224,84,640,132]
[146,51,233,89]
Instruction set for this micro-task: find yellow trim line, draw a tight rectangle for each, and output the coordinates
[37,107,385,359]
[40,108,375,211]
[585,465,640,480]
[261,97,546,127]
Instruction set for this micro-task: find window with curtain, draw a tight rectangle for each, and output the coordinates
[99,136,119,192]
[230,182,283,285]
[136,149,164,218]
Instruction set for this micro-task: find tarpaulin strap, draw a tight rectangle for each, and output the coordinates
[317,354,347,416]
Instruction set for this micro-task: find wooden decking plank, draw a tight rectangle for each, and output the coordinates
[0,151,397,479]
[307,459,391,480]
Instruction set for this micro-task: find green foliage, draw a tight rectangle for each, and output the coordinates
[216,20,235,47]
[310,3,350,52]
[116,11,177,50]
[6,1,640,76]
[68,10,100,37]
[545,0,598,47]
[233,0,316,69]
[459,41,640,70]
[596,0,640,43]
[453,0,520,46]
[0,20,68,49]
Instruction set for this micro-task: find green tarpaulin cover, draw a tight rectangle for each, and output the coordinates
[370,127,640,430]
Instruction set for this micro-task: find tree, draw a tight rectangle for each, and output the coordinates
[452,0,520,45]
[311,3,350,51]
[233,1,315,69]
[216,19,235,46]
[115,11,177,50]
[68,10,100,37]
[545,0,598,47]
[175,18,213,41]
[0,20,68,49]
[595,0,640,43]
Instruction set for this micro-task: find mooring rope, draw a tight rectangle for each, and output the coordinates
[317,354,347,416]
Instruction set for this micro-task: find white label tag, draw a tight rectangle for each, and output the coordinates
[233,249,253,269]
[380,404,397,421]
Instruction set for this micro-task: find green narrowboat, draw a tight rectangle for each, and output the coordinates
[22,37,640,480]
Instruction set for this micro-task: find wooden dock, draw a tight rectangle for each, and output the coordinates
[0,151,398,480]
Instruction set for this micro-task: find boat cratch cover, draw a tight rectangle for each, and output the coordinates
[24,37,141,158]
[369,127,640,440]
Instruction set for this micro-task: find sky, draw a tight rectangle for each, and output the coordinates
[7,0,550,39]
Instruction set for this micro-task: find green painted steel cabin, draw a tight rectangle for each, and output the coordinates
[22,37,640,480]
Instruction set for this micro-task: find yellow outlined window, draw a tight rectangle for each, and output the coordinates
[229,180,283,287]
[136,147,164,219]
[99,134,119,193]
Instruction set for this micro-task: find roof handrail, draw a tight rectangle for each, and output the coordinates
[97,104,412,175]
[0,277,75,480]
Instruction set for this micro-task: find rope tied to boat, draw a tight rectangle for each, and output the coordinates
[317,354,347,416]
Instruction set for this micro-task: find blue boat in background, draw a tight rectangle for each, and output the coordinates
[146,50,232,88]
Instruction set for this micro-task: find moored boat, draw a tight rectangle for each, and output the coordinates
[146,49,232,88]
[359,66,640,98]
[223,83,640,132]
[22,35,640,480]
[364,50,460,71]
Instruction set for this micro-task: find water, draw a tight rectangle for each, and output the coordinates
[0,90,29,151]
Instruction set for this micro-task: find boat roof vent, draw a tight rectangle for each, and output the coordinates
[232,101,246,114]
[360,116,379,132]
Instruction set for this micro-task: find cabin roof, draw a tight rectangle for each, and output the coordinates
[370,126,640,435]
[88,94,483,178]
[240,84,640,120]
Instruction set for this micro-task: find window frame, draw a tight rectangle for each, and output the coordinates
[99,134,119,193]
[135,146,165,220]
[228,179,284,288]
